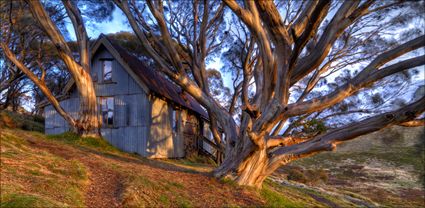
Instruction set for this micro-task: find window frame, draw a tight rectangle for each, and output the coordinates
[101,59,113,83]
[99,96,115,128]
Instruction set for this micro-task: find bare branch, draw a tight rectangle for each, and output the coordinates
[269,95,425,169]
[61,0,90,70]
[287,36,425,117]
[1,42,77,128]
[290,0,373,85]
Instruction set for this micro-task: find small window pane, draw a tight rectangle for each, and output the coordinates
[101,99,108,111]
[107,97,114,111]
[102,111,108,124]
[107,111,114,125]
[172,110,178,132]
[100,97,114,127]
[103,60,112,81]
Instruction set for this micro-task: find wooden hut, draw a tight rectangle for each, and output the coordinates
[41,34,212,158]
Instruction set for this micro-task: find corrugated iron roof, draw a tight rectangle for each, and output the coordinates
[103,35,208,119]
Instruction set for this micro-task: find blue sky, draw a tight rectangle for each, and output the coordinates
[67,7,131,40]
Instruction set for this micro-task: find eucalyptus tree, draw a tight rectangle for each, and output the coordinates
[0,0,111,136]
[0,55,27,111]
[121,0,425,187]
[0,1,63,112]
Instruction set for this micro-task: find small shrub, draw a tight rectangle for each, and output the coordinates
[380,129,404,146]
[21,123,31,131]
[286,169,308,183]
[32,115,45,123]
[284,166,329,185]
[317,169,329,183]
[0,110,44,132]
[309,169,329,184]
[0,113,16,128]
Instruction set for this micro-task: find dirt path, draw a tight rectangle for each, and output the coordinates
[26,137,123,208]
[84,161,122,208]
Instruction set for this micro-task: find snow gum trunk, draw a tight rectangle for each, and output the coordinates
[74,70,100,137]
[213,134,275,188]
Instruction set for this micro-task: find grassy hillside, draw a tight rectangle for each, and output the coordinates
[2,128,373,208]
[274,126,425,208]
[1,112,423,207]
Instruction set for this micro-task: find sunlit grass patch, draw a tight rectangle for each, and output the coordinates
[220,177,238,187]
[46,131,120,154]
[260,187,304,208]
[167,181,185,189]
[261,180,321,208]
[261,179,365,208]
[120,174,163,207]
[0,193,63,208]
[158,194,170,206]
[1,130,88,207]
[175,196,193,208]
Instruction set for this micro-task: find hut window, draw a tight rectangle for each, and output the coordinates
[204,124,213,140]
[102,60,113,82]
[100,97,114,126]
[172,110,178,132]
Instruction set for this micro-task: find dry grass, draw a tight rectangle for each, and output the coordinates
[5,126,418,207]
[1,130,88,207]
[0,128,271,207]
[284,126,425,208]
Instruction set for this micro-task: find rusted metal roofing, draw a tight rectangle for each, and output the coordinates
[104,35,208,119]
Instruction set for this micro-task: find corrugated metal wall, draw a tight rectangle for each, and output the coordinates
[45,97,79,134]
[44,45,201,158]
[93,47,150,156]
[45,46,150,156]
[147,97,185,158]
